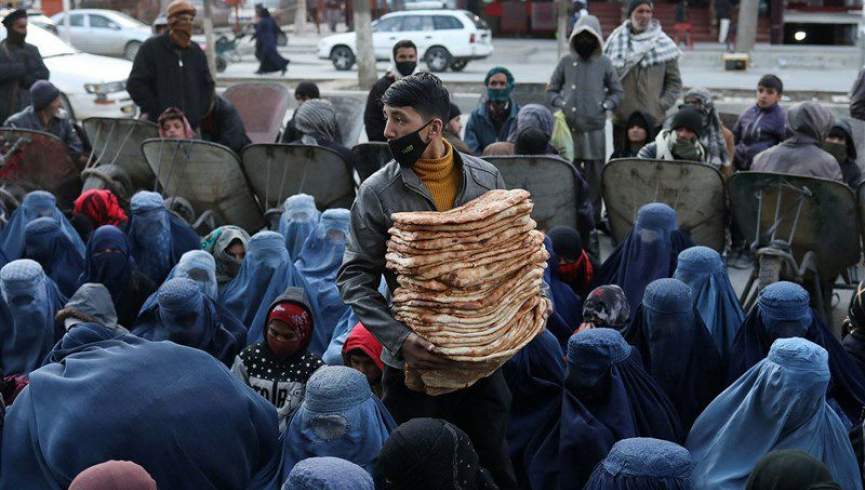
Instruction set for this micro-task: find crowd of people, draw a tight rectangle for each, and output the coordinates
[1,0,865,488]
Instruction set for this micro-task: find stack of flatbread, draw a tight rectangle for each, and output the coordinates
[386,189,550,395]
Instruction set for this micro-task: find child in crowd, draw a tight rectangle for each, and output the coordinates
[157,107,195,140]
[732,74,786,171]
[232,287,324,431]
[342,322,384,397]
[609,111,655,159]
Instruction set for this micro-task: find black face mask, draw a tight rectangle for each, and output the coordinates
[388,119,433,168]
[574,38,597,59]
[395,61,416,77]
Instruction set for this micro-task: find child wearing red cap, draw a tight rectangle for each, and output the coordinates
[231,287,323,431]
[341,322,384,397]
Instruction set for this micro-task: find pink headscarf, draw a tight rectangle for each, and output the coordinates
[69,461,157,490]
[157,106,195,139]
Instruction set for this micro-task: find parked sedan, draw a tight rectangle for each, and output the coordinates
[317,10,493,72]
[0,22,136,121]
[51,9,152,60]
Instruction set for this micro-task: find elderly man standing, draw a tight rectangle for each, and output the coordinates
[0,9,49,126]
[127,0,213,129]
[604,0,682,153]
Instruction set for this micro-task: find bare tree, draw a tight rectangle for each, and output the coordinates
[295,0,308,35]
[354,0,377,89]
[557,0,569,59]
[735,0,758,52]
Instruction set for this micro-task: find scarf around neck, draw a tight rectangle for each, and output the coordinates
[604,19,680,77]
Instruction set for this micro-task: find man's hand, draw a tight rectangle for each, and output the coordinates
[400,332,451,370]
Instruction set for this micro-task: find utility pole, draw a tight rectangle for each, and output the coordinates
[202,0,217,76]
[295,0,307,35]
[557,0,569,59]
[859,0,865,68]
[735,0,758,52]
[61,0,71,44]
[354,0,377,89]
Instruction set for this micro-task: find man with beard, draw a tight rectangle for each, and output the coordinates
[548,15,622,226]
[4,80,82,162]
[127,0,214,129]
[338,73,518,489]
[604,0,682,153]
[0,9,49,126]
[465,66,520,154]
[363,40,418,142]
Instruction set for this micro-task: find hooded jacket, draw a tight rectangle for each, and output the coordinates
[752,102,843,181]
[610,110,656,159]
[231,287,324,431]
[547,15,623,136]
[829,119,862,188]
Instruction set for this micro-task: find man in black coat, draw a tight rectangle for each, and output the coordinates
[200,94,252,155]
[363,39,417,142]
[0,9,49,125]
[127,0,214,130]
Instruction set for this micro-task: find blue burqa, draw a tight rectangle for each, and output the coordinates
[673,246,744,362]
[0,259,66,376]
[282,457,374,490]
[0,341,280,489]
[728,281,865,424]
[278,366,396,482]
[125,191,200,285]
[686,338,862,490]
[502,329,564,488]
[526,328,684,490]
[46,322,145,364]
[584,437,694,489]
[278,193,320,260]
[623,278,725,430]
[221,230,308,344]
[23,217,84,298]
[543,236,583,348]
[0,190,84,260]
[593,202,694,313]
[295,208,351,356]
[133,277,246,366]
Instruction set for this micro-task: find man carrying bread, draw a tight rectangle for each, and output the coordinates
[338,72,518,489]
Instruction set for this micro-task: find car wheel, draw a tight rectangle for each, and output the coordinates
[425,46,452,73]
[124,41,142,61]
[450,59,468,72]
[331,46,355,71]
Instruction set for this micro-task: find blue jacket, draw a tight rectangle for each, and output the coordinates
[464,99,520,154]
[732,103,785,170]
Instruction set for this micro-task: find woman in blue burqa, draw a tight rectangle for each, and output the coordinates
[79,225,157,327]
[687,338,861,489]
[295,208,351,355]
[221,230,308,343]
[279,193,320,260]
[0,190,84,260]
[0,341,281,488]
[133,277,246,366]
[727,281,865,425]
[583,437,694,489]
[592,202,693,313]
[623,278,725,430]
[23,217,84,297]
[543,235,583,347]
[525,328,683,490]
[276,365,395,483]
[125,191,200,285]
[0,259,65,376]
[253,4,289,75]
[673,246,744,362]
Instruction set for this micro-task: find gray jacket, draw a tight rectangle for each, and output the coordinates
[337,151,506,369]
[4,105,83,159]
[547,15,623,134]
[613,60,681,127]
[851,67,865,121]
[752,102,842,181]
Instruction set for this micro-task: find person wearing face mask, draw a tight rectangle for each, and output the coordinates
[281,81,320,144]
[444,102,472,155]
[823,119,862,188]
[464,66,520,154]
[337,72,517,488]
[0,9,49,127]
[638,107,706,162]
[5,80,83,163]
[681,87,733,172]
[231,287,324,431]
[127,0,214,130]
[604,0,682,154]
[363,40,418,142]
[548,15,623,226]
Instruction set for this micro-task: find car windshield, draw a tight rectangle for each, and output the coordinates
[108,11,148,28]
[0,23,76,57]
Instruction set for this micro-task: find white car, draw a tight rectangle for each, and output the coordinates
[404,0,458,10]
[51,9,152,60]
[0,23,136,121]
[317,10,493,72]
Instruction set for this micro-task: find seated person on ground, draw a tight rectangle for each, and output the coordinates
[465,66,520,154]
[823,119,862,188]
[199,94,252,154]
[282,81,320,143]
[341,322,384,397]
[158,106,195,139]
[288,98,354,168]
[444,102,472,155]
[638,107,706,162]
[610,111,655,159]
[4,80,84,164]
[732,74,786,171]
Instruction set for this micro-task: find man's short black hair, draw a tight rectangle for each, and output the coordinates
[392,39,417,59]
[295,81,320,100]
[381,72,451,122]
[758,74,783,94]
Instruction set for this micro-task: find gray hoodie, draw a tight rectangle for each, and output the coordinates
[752,102,843,181]
[55,283,125,332]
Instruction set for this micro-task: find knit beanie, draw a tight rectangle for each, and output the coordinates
[30,80,60,112]
[670,107,703,137]
[627,0,654,16]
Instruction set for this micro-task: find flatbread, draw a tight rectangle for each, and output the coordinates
[387,230,544,272]
[393,200,533,233]
[436,246,548,289]
[392,266,544,310]
[387,222,534,255]
[389,215,535,243]
[391,189,530,226]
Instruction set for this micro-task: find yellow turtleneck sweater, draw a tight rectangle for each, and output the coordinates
[413,140,461,212]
